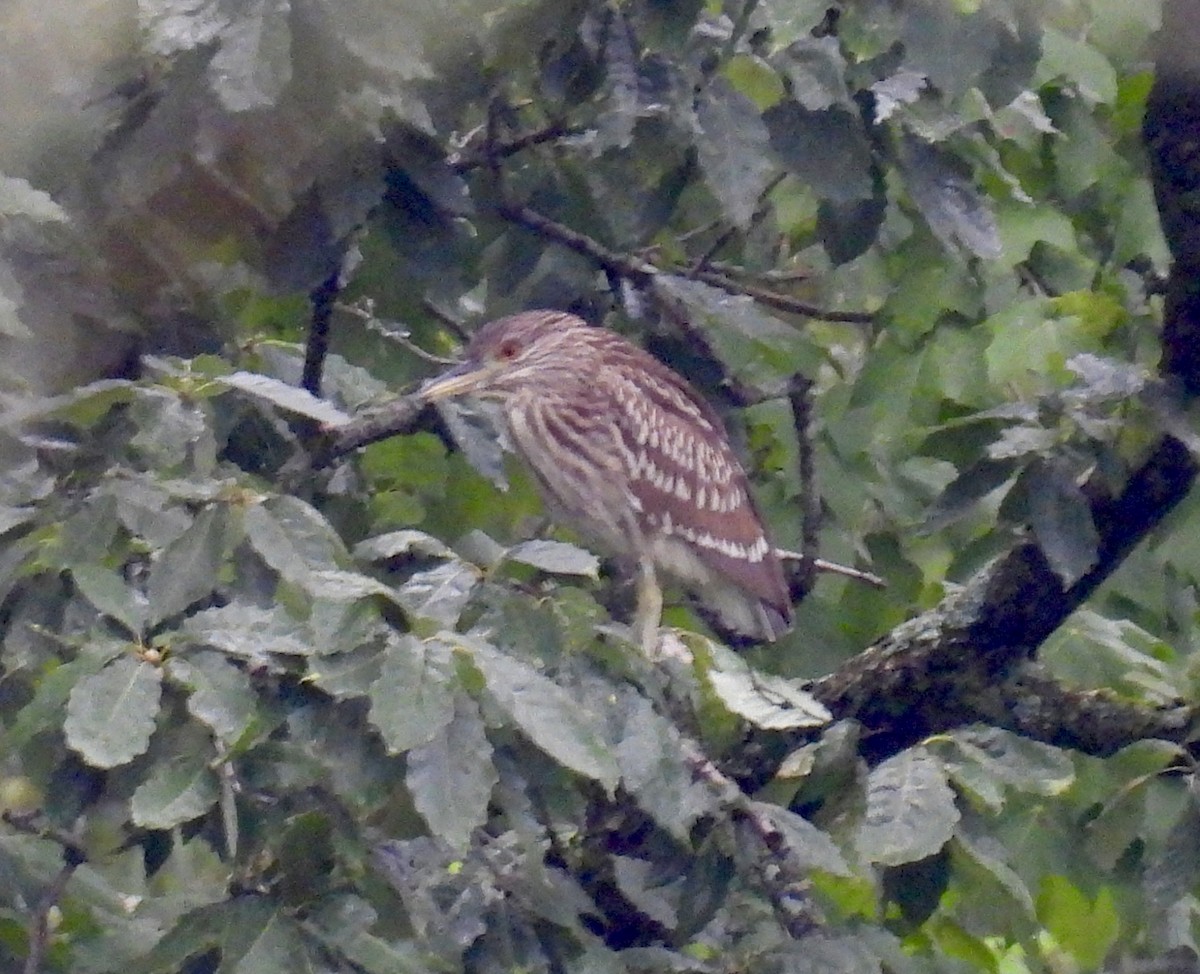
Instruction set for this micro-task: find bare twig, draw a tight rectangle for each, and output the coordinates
[692,267,875,324]
[3,811,87,974]
[334,301,459,365]
[691,172,787,273]
[448,121,586,173]
[497,201,658,283]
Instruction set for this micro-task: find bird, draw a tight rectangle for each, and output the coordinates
[419,310,793,651]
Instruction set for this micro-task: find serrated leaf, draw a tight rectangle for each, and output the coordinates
[506,540,600,578]
[72,564,147,635]
[393,561,478,628]
[937,727,1074,799]
[209,0,293,113]
[467,640,620,789]
[218,371,350,425]
[406,694,497,851]
[167,651,258,743]
[368,635,455,753]
[302,568,393,602]
[65,655,163,769]
[614,692,716,841]
[695,79,776,227]
[857,747,960,866]
[131,751,220,829]
[749,801,852,876]
[146,505,228,626]
[1026,460,1099,584]
[706,648,830,729]
[900,137,1001,259]
[244,495,348,583]
[354,529,454,562]
[183,602,314,660]
[773,37,848,110]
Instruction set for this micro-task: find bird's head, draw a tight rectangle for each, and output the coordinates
[420,310,588,403]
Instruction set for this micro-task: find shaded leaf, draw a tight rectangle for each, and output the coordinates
[72,564,147,635]
[750,801,852,876]
[765,101,874,203]
[65,655,163,769]
[467,639,620,789]
[183,602,314,660]
[146,505,228,626]
[167,650,258,743]
[368,634,455,753]
[773,37,848,110]
[900,137,1001,259]
[1025,460,1099,584]
[614,692,716,841]
[209,0,293,112]
[407,693,497,851]
[695,79,776,227]
[857,747,960,866]
[131,750,220,829]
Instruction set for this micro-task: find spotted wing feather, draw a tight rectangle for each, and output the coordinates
[594,334,792,635]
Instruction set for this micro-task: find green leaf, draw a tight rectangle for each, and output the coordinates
[166,650,259,743]
[857,747,960,866]
[131,751,220,829]
[209,0,293,113]
[1025,460,1099,585]
[706,646,830,729]
[614,692,717,841]
[183,602,314,660]
[368,634,455,753]
[900,137,1000,260]
[505,539,600,578]
[695,79,777,227]
[65,655,163,769]
[72,564,147,635]
[244,495,348,583]
[146,505,229,626]
[217,370,351,425]
[467,639,620,789]
[393,561,479,628]
[750,801,852,876]
[353,529,455,562]
[406,693,497,851]
[772,37,848,110]
[1036,876,1120,969]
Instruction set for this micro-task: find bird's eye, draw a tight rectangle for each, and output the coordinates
[497,339,520,361]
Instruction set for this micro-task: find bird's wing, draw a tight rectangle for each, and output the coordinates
[600,357,791,627]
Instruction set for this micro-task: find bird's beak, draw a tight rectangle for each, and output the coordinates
[419,360,493,401]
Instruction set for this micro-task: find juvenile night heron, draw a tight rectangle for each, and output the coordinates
[420,310,793,650]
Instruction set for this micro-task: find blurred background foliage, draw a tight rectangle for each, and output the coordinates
[0,0,1197,971]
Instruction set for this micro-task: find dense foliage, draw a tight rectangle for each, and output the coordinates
[1,1,1197,972]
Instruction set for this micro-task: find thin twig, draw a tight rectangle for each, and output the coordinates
[497,201,658,283]
[334,301,459,365]
[3,811,87,974]
[419,300,472,345]
[692,267,875,323]
[691,172,787,273]
[448,121,586,173]
[497,201,872,324]
[775,550,886,588]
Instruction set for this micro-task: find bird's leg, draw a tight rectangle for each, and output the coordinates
[634,557,663,654]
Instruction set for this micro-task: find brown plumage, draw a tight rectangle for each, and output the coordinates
[420,310,792,648]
